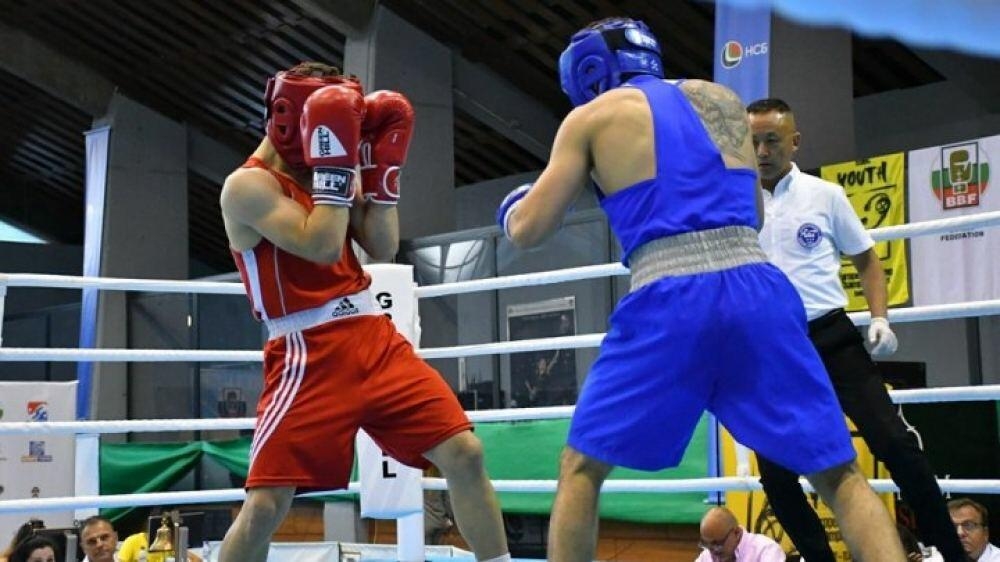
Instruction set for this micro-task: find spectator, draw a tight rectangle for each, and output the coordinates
[696,507,786,562]
[80,516,119,562]
[9,535,58,562]
[949,498,1000,562]
[1,520,45,562]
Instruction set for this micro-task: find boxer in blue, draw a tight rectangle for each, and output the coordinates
[497,17,905,562]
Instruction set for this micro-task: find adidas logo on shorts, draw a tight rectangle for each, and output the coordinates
[331,297,360,318]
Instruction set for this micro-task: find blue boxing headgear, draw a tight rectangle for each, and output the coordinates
[559,18,664,107]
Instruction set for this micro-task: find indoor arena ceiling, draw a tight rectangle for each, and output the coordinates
[0,0,963,272]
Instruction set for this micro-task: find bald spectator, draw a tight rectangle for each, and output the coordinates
[697,507,786,562]
[949,498,1000,562]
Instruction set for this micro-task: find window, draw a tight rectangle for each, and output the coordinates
[0,221,46,243]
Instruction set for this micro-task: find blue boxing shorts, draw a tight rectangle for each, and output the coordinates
[568,262,856,475]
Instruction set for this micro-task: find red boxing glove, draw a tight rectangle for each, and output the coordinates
[359,90,415,204]
[301,84,366,206]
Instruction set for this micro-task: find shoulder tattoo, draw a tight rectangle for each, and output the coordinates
[680,82,750,162]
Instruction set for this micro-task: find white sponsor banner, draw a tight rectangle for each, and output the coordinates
[357,430,424,519]
[0,381,77,541]
[364,263,419,345]
[908,134,1000,305]
[356,264,424,519]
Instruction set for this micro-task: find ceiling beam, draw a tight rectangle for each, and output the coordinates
[332,2,557,164]
[452,55,558,161]
[0,20,243,185]
[0,20,114,116]
[287,0,377,38]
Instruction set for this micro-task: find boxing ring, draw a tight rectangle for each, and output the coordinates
[1,210,1000,561]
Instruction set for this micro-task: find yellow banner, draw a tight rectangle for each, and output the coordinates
[722,422,893,561]
[820,154,910,310]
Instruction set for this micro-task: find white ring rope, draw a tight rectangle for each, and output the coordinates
[2,212,997,301]
[1,298,999,363]
[0,486,355,515]
[849,299,1000,325]
[0,348,260,362]
[1,477,998,515]
[888,384,1000,404]
[414,263,628,298]
[0,273,243,295]
[421,299,1000,359]
[418,333,606,360]
[868,210,1000,242]
[0,418,257,435]
[416,477,1000,496]
[413,211,1000,298]
[1,385,997,436]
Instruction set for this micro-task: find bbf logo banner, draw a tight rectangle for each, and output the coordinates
[713,3,771,104]
[908,135,999,305]
[933,142,989,210]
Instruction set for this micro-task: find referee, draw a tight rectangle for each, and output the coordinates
[746,98,965,562]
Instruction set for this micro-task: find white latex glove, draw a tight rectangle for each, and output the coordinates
[868,317,898,357]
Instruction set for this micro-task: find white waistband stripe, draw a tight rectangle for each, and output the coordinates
[264,289,380,339]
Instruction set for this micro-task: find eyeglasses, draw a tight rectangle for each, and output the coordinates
[955,521,985,533]
[699,527,737,551]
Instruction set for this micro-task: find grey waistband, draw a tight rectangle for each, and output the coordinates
[629,225,768,292]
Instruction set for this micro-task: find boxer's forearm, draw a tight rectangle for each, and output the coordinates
[354,202,399,261]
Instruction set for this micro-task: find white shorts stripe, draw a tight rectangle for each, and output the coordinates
[249,332,307,469]
[250,332,306,466]
[251,332,305,462]
[249,336,296,460]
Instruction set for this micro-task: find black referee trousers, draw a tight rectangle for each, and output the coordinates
[756,308,965,562]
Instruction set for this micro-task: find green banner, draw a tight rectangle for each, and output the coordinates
[477,418,709,523]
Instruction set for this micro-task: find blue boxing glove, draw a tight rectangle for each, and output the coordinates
[496,183,532,239]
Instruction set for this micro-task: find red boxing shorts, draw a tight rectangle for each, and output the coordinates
[246,313,471,490]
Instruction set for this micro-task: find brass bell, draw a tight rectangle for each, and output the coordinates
[148,515,174,553]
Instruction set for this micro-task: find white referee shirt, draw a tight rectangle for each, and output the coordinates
[759,163,874,321]
[978,543,1000,562]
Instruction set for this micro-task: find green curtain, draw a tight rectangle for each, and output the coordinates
[100,441,204,521]
[99,417,709,524]
[202,438,252,478]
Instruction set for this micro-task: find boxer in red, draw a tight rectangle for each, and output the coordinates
[218,62,509,562]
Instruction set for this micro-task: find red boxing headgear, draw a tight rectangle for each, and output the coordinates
[264,71,363,169]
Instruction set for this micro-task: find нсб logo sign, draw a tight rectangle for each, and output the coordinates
[720,40,768,69]
[721,40,743,68]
